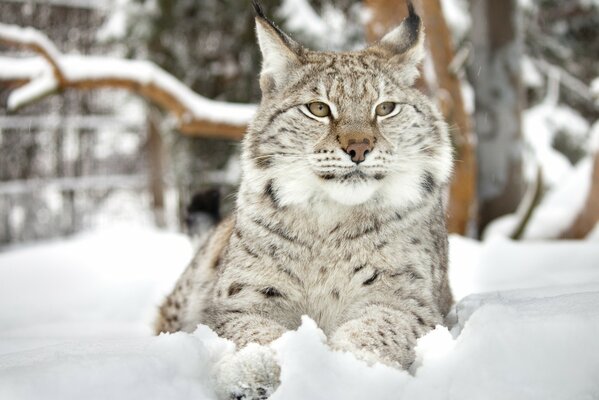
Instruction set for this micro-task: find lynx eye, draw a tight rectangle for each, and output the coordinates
[375,102,396,117]
[307,102,330,118]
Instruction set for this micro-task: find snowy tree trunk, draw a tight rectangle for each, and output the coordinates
[469,0,525,234]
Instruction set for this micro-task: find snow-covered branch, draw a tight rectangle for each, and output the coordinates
[0,23,256,140]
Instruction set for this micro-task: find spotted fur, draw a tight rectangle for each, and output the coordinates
[156,2,453,397]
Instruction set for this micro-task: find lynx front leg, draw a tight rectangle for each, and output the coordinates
[330,304,435,368]
[214,314,287,400]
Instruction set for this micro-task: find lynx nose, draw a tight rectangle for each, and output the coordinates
[342,137,374,164]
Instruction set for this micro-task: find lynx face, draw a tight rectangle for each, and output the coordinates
[243,9,452,209]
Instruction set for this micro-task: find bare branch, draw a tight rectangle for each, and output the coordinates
[0,23,255,140]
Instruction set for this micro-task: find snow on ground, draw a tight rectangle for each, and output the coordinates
[1,226,599,399]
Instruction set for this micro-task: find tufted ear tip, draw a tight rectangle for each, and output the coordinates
[377,2,422,55]
[252,0,267,21]
[404,1,422,48]
[367,1,425,85]
[253,3,302,93]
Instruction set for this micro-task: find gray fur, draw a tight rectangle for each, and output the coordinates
[156,4,453,398]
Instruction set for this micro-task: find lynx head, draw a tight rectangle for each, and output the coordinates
[242,1,453,211]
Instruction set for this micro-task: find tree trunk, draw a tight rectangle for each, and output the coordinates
[364,0,409,42]
[469,0,525,235]
[417,0,476,235]
[147,109,166,228]
[561,153,599,239]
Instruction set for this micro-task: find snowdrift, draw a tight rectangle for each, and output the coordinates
[1,226,599,399]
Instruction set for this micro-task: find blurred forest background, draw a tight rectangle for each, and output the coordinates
[1,0,598,247]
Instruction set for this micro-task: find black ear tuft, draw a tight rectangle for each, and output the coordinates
[407,0,416,17]
[252,1,298,51]
[252,0,266,19]
[404,1,421,45]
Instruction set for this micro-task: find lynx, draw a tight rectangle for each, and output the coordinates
[156,2,453,399]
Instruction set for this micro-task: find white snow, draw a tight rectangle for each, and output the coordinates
[483,70,595,240]
[0,56,49,80]
[441,0,471,41]
[484,156,593,240]
[7,73,58,110]
[1,225,599,399]
[278,0,328,39]
[96,0,130,42]
[0,24,63,69]
[522,55,544,88]
[522,101,589,187]
[277,0,364,51]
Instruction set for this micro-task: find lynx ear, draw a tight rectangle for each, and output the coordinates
[253,1,302,93]
[370,1,425,86]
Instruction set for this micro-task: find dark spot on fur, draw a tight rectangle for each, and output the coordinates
[320,174,336,180]
[331,289,340,299]
[353,264,366,274]
[362,270,380,285]
[375,240,388,250]
[228,283,244,296]
[374,173,385,180]
[412,326,420,339]
[411,237,421,245]
[268,244,277,257]
[241,241,259,259]
[213,255,222,268]
[260,287,283,298]
[378,330,385,337]
[347,222,379,240]
[264,179,280,208]
[277,264,302,284]
[421,171,436,194]
[329,223,341,234]
[252,218,309,247]
[255,154,273,169]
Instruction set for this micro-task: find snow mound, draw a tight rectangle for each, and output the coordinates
[1,226,599,399]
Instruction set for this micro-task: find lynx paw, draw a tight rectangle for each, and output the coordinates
[215,344,280,400]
